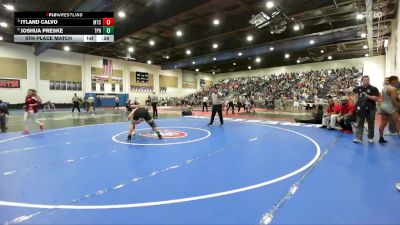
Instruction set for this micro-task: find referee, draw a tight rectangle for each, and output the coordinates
[151,92,158,118]
[208,88,224,126]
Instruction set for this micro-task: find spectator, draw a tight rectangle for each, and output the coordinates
[321,97,341,129]
[337,96,356,134]
[0,100,9,133]
[72,93,81,113]
[294,105,323,124]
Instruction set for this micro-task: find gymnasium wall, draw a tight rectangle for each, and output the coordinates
[181,70,214,97]
[215,55,386,89]
[0,42,210,104]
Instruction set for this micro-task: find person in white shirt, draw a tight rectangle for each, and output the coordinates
[226,95,235,114]
[113,96,120,110]
[208,88,223,126]
[202,96,209,112]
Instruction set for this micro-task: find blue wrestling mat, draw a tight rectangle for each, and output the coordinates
[0,117,399,224]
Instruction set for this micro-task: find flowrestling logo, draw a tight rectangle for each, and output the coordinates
[139,129,187,139]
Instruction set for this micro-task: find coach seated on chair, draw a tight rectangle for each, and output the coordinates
[337,96,356,134]
[294,105,324,124]
[321,96,341,129]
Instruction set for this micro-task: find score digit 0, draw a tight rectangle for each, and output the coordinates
[102,18,114,26]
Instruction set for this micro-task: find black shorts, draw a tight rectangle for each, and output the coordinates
[133,107,152,121]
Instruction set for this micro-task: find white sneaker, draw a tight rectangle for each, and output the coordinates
[353,138,362,143]
[368,138,374,143]
[396,183,400,191]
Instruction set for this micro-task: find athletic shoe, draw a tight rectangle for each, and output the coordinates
[207,123,212,126]
[39,123,44,131]
[126,135,131,142]
[157,132,163,140]
[353,138,362,143]
[22,129,29,135]
[368,138,374,143]
[379,137,388,144]
[396,183,400,191]
[320,125,327,128]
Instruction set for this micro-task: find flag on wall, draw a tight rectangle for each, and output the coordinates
[103,58,113,75]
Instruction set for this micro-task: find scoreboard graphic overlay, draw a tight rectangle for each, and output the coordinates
[14,12,114,43]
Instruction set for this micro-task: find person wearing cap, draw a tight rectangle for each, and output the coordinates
[337,96,356,134]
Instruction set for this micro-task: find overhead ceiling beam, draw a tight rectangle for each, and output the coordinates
[86,0,217,55]
[161,28,359,70]
[365,0,374,55]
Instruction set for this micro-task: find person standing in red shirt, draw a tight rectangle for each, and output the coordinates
[337,96,356,133]
[23,89,44,134]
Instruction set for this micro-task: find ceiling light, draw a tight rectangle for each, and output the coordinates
[328,56,332,60]
[213,19,220,25]
[213,57,217,61]
[0,36,3,41]
[118,11,126,18]
[255,57,261,63]
[128,47,134,53]
[270,47,274,51]
[0,22,8,28]
[195,68,199,72]
[238,52,243,56]
[320,50,324,53]
[212,71,216,74]
[356,13,364,20]
[147,60,152,64]
[186,50,191,55]
[248,66,252,70]
[309,40,315,45]
[212,43,218,49]
[233,62,236,66]
[165,55,170,59]
[176,30,183,37]
[246,35,253,42]
[192,61,196,65]
[297,59,300,63]
[63,46,70,51]
[149,40,155,46]
[293,24,300,31]
[365,53,369,57]
[3,4,14,11]
[363,45,368,49]
[361,33,367,38]
[284,53,290,59]
[266,1,274,9]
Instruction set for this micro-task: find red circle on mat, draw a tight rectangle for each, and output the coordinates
[139,129,188,139]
